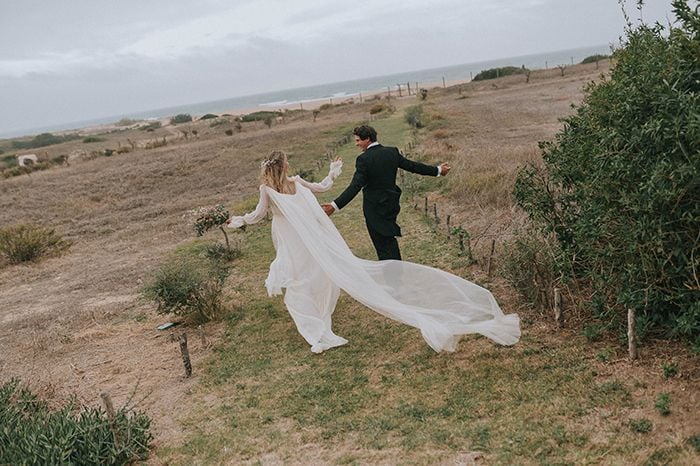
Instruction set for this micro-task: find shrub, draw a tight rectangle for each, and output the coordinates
[209,119,227,127]
[82,136,105,143]
[11,132,80,149]
[473,66,527,81]
[655,392,671,416]
[513,1,700,342]
[170,113,193,124]
[144,137,167,149]
[0,224,71,265]
[224,129,234,136]
[319,103,334,111]
[629,418,653,433]
[581,54,610,64]
[139,121,161,131]
[661,362,678,379]
[1,154,17,168]
[142,255,226,323]
[404,105,425,128]
[199,113,218,120]
[2,166,32,178]
[369,104,386,115]
[240,111,279,123]
[0,379,151,465]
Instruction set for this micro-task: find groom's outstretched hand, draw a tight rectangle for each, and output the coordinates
[439,163,451,176]
[321,203,334,216]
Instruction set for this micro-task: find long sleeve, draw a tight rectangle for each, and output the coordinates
[295,159,342,193]
[333,155,368,210]
[227,185,270,229]
[396,149,439,176]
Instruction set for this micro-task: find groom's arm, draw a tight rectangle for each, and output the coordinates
[396,148,439,176]
[332,156,368,210]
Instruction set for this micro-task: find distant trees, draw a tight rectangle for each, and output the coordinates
[472,66,528,81]
[170,114,193,124]
[11,132,80,149]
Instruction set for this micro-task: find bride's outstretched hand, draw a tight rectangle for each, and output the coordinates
[329,157,343,178]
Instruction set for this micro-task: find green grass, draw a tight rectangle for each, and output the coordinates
[154,114,700,465]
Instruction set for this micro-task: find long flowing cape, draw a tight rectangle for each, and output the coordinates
[265,184,520,352]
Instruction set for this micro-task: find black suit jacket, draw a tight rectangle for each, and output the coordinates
[334,144,438,237]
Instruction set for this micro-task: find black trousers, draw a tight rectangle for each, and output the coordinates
[367,225,402,261]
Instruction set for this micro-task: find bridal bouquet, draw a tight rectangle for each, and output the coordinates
[191,204,230,236]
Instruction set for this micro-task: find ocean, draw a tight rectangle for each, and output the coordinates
[6,44,611,138]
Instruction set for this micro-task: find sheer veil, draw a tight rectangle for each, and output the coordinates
[265,183,520,352]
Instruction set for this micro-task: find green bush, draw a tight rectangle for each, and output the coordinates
[655,392,671,416]
[404,105,425,128]
[11,132,80,149]
[0,379,151,465]
[513,1,700,342]
[142,253,228,323]
[199,113,218,120]
[581,54,610,64]
[82,136,105,143]
[472,66,527,81]
[240,111,280,123]
[1,154,17,168]
[170,113,193,124]
[0,224,71,265]
[629,418,653,433]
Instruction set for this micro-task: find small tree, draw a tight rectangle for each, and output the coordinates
[191,204,232,250]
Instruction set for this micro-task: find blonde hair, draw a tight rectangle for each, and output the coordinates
[261,150,295,194]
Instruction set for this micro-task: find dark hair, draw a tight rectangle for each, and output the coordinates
[353,125,377,142]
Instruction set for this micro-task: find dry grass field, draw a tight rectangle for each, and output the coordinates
[1,61,698,465]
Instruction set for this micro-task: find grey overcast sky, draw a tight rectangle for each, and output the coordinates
[0,0,675,136]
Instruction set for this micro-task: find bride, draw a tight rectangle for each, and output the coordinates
[226,150,520,353]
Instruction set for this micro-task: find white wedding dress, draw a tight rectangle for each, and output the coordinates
[227,165,520,353]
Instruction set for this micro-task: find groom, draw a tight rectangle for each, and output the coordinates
[322,125,450,260]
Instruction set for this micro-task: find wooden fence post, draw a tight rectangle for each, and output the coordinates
[628,309,637,360]
[424,196,428,216]
[100,392,120,446]
[554,288,562,327]
[486,239,496,277]
[446,215,451,237]
[179,332,192,377]
[198,325,207,348]
[433,204,439,223]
